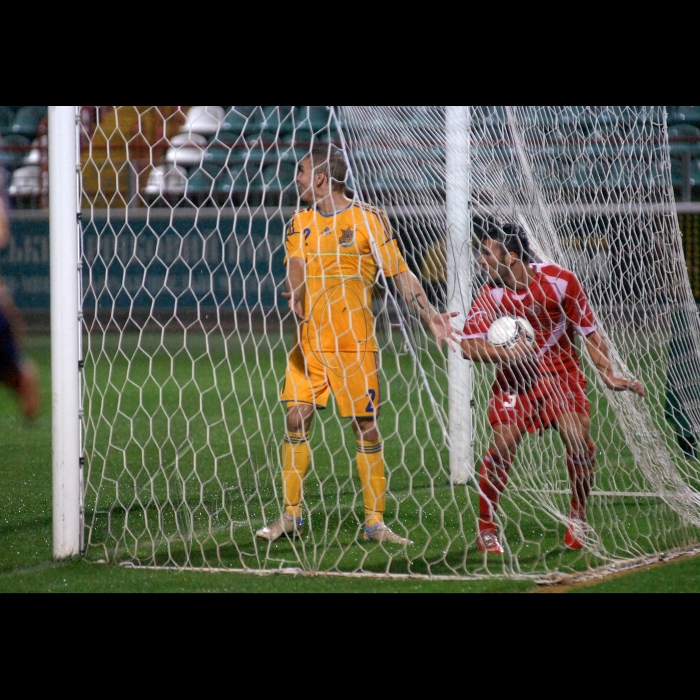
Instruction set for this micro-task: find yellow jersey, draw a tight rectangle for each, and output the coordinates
[284,201,409,353]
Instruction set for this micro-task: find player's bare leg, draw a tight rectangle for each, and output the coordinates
[0,290,40,422]
[477,422,523,554]
[353,416,412,545]
[1,361,40,421]
[256,403,314,542]
[557,411,595,549]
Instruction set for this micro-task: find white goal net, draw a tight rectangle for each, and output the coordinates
[76,106,700,583]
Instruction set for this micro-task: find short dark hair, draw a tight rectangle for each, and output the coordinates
[308,144,348,193]
[482,222,535,264]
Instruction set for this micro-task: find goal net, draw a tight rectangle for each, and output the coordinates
[77,106,700,583]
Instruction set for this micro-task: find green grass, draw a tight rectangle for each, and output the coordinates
[2,332,700,593]
[80,329,700,578]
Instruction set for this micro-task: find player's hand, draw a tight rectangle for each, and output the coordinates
[603,373,646,397]
[500,337,540,390]
[500,334,537,362]
[429,311,462,352]
[282,291,307,322]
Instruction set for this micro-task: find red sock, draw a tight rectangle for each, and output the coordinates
[478,448,513,533]
[567,440,596,516]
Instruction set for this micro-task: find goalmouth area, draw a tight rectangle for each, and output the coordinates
[6,106,700,585]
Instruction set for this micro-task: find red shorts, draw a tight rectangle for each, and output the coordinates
[488,371,590,433]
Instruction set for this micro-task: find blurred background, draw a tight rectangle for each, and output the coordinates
[2,105,700,332]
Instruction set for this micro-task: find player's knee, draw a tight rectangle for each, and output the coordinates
[353,417,379,443]
[286,405,313,434]
[493,430,520,460]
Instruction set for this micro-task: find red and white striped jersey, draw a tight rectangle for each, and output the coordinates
[463,263,597,379]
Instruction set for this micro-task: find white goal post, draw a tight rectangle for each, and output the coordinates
[50,106,700,584]
[49,106,82,558]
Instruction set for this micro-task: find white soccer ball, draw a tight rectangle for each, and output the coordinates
[487,316,521,348]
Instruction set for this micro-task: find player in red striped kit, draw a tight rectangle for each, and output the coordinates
[461,223,645,554]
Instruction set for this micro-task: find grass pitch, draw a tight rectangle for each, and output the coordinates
[2,333,700,593]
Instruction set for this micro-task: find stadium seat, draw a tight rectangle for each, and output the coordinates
[219,107,255,137]
[672,106,700,127]
[295,106,332,133]
[10,106,46,139]
[23,134,48,166]
[211,163,248,205]
[180,106,226,137]
[286,126,313,147]
[225,106,257,118]
[0,134,31,170]
[220,112,247,138]
[260,106,296,140]
[239,108,273,141]
[258,106,295,137]
[184,167,215,204]
[165,132,207,168]
[142,164,187,204]
[667,123,700,157]
[216,130,244,147]
[0,106,14,137]
[8,164,42,207]
[671,156,700,188]
[278,146,302,164]
[202,142,232,168]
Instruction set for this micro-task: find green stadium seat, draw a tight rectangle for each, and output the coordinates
[286,126,313,147]
[667,123,700,157]
[673,106,700,127]
[278,147,302,165]
[225,106,256,118]
[184,167,215,205]
[671,156,700,188]
[0,133,31,170]
[10,106,46,139]
[256,128,282,145]
[0,106,14,136]
[202,142,231,168]
[295,106,332,135]
[220,110,248,138]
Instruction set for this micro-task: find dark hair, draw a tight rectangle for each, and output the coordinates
[308,144,348,193]
[482,222,535,264]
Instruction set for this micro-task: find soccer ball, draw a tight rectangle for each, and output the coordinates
[487,316,536,348]
[487,316,521,348]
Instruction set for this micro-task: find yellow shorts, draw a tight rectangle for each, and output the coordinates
[280,337,380,418]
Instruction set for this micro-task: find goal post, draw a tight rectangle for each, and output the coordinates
[49,105,82,558]
[445,105,473,485]
[57,105,700,583]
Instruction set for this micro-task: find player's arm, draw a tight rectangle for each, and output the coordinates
[281,216,306,322]
[283,256,307,322]
[393,269,460,351]
[461,335,534,363]
[583,330,645,396]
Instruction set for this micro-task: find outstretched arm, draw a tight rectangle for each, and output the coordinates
[393,269,461,351]
[584,330,646,396]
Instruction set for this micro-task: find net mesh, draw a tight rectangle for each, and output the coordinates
[79,106,700,582]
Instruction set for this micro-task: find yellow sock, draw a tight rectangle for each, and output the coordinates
[356,439,386,527]
[282,431,310,519]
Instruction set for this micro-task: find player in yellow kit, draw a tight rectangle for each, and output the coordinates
[256,144,461,545]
